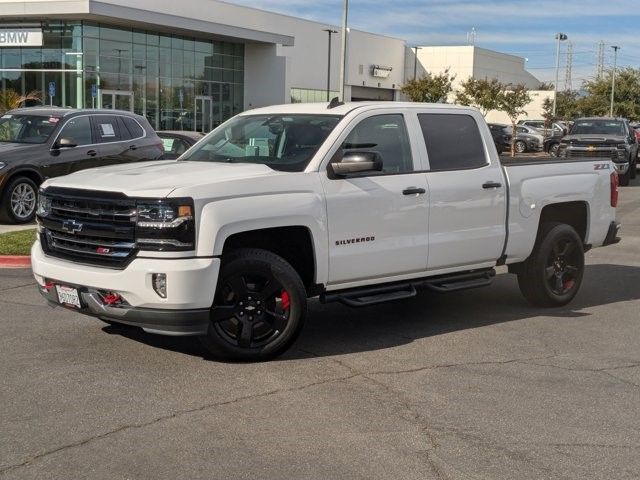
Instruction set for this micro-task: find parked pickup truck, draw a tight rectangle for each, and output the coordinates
[31,102,622,361]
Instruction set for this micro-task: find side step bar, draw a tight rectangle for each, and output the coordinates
[320,268,495,308]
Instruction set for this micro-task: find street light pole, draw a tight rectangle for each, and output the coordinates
[610,45,620,117]
[552,33,567,118]
[413,46,422,80]
[338,0,349,102]
[323,29,338,101]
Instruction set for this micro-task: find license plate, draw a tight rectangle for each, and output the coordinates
[55,285,81,309]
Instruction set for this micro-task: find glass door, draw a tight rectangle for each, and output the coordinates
[100,90,134,112]
[194,95,213,132]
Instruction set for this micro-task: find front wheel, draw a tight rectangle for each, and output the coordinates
[199,248,307,361]
[549,143,560,157]
[517,223,585,307]
[515,140,527,154]
[0,176,38,224]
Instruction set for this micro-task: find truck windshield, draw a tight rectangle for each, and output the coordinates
[0,114,60,144]
[570,120,625,136]
[180,114,342,172]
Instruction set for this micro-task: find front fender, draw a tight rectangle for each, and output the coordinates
[196,192,329,284]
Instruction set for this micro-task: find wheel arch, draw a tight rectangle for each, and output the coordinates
[220,226,320,296]
[1,168,44,192]
[537,201,589,244]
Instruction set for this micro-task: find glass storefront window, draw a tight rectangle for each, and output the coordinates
[0,21,244,132]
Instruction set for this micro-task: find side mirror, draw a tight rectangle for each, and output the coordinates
[55,137,77,149]
[328,150,384,178]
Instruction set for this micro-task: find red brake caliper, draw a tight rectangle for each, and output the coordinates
[281,290,291,310]
[563,279,575,291]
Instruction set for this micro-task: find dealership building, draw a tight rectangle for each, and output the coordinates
[0,0,405,131]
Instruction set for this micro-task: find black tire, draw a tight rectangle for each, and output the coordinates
[515,140,527,154]
[0,176,38,224]
[549,143,560,157]
[619,170,630,186]
[199,248,307,361]
[517,223,585,307]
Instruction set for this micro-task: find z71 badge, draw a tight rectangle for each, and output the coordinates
[594,164,610,170]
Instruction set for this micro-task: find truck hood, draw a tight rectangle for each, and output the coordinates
[43,160,280,198]
[563,134,624,144]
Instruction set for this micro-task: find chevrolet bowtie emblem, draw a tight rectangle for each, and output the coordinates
[61,219,83,234]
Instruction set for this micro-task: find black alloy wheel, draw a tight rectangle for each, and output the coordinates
[200,249,307,361]
[517,223,585,307]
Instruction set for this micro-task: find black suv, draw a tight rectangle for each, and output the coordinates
[0,108,164,223]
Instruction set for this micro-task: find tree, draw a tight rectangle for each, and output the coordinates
[455,78,503,116]
[499,84,532,157]
[401,69,456,103]
[576,68,640,120]
[0,89,42,114]
[538,81,554,91]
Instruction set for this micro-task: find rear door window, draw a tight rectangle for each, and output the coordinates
[418,114,487,170]
[122,116,145,139]
[92,115,121,143]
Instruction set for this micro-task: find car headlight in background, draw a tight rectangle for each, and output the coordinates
[135,199,195,251]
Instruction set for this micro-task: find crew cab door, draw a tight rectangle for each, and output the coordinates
[416,111,506,270]
[46,115,96,178]
[321,111,429,285]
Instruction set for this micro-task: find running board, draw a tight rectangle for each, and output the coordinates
[320,269,495,308]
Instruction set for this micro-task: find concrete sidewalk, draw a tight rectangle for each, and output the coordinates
[0,223,36,235]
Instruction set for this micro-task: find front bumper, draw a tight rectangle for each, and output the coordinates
[31,240,220,336]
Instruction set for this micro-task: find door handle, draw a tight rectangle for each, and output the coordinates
[87,150,97,157]
[482,181,502,189]
[403,187,426,196]
[129,145,137,151]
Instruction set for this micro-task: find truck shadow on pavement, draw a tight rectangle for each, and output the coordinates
[103,263,640,361]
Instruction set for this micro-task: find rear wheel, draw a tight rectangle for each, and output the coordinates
[549,143,560,157]
[517,223,585,307]
[199,248,307,361]
[619,170,630,186]
[0,176,38,224]
[515,140,527,154]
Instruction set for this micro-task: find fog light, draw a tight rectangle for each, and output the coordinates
[101,292,123,306]
[152,273,167,298]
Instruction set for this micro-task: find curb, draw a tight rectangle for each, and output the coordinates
[0,256,31,269]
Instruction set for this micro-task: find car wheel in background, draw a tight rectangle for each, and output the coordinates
[515,140,527,154]
[0,176,38,224]
[549,143,560,157]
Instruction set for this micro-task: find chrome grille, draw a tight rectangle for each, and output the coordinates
[39,188,137,268]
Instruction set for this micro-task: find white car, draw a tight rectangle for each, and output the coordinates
[32,102,621,361]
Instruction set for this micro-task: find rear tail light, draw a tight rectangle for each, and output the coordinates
[610,171,619,207]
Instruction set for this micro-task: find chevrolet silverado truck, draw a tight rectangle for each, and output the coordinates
[31,102,621,361]
[557,117,638,186]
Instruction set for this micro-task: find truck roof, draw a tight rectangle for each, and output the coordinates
[242,101,480,117]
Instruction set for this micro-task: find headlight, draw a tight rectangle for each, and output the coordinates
[0,162,6,170]
[135,199,195,251]
[36,191,51,217]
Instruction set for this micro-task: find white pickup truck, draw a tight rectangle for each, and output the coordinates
[31,102,621,361]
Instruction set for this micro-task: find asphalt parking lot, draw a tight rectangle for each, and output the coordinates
[1,179,639,480]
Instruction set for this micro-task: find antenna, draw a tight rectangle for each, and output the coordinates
[327,96,344,109]
[596,40,605,79]
[564,41,573,91]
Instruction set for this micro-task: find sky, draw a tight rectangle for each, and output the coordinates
[227,0,640,86]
